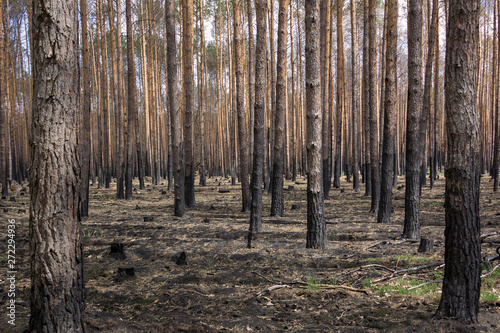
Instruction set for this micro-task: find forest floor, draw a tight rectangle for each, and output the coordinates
[1,174,500,332]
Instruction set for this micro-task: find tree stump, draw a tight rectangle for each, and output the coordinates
[144,216,154,222]
[115,267,135,281]
[9,197,16,202]
[291,204,300,211]
[110,243,126,259]
[418,238,434,253]
[176,251,187,265]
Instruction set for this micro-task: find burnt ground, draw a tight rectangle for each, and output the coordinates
[1,174,499,332]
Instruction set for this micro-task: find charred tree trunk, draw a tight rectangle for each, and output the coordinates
[183,0,195,207]
[80,0,91,216]
[403,0,423,240]
[436,0,481,322]
[377,0,398,224]
[351,0,360,192]
[250,0,267,233]
[368,0,379,212]
[234,0,251,211]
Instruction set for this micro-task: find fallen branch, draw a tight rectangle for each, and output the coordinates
[394,262,444,275]
[363,239,413,252]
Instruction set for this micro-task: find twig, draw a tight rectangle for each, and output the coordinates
[480,231,500,240]
[252,271,280,284]
[482,264,500,278]
[394,262,444,275]
[256,284,290,297]
[299,283,370,294]
[407,280,442,291]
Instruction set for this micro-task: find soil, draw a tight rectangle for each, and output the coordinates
[1,175,499,332]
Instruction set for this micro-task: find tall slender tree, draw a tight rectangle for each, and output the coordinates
[80,0,91,216]
[250,0,268,233]
[184,0,195,207]
[350,0,360,192]
[125,0,145,199]
[377,0,398,224]
[368,0,379,212]
[271,0,289,217]
[403,0,423,240]
[306,0,327,249]
[247,0,255,171]
[30,0,85,330]
[363,0,371,197]
[436,0,481,322]
[0,0,7,197]
[420,0,439,189]
[322,0,332,196]
[335,0,346,189]
[234,0,251,211]
[167,0,186,216]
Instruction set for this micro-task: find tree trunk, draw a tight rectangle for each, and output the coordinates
[436,0,481,323]
[30,1,85,330]
[322,0,332,196]
[377,0,398,224]
[167,0,186,217]
[350,0,360,192]
[108,0,125,199]
[183,0,195,207]
[234,0,251,211]
[363,0,371,197]
[420,0,439,190]
[79,0,91,217]
[0,1,7,197]
[250,0,267,233]
[306,0,327,249]
[125,0,144,199]
[335,0,346,190]
[247,0,255,174]
[403,0,423,240]
[271,0,289,217]
[368,0,379,213]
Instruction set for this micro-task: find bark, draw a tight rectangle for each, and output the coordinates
[306,0,327,249]
[250,0,267,233]
[420,0,439,189]
[167,0,186,217]
[377,0,398,224]
[79,0,91,217]
[108,0,125,199]
[403,0,423,240]
[198,0,206,186]
[125,0,145,199]
[322,0,332,197]
[184,0,195,207]
[368,0,379,212]
[271,0,289,217]
[436,0,481,322]
[363,0,371,197]
[431,0,439,190]
[0,1,7,196]
[234,0,251,211]
[350,0,360,192]
[247,0,255,173]
[30,1,85,330]
[335,0,346,189]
